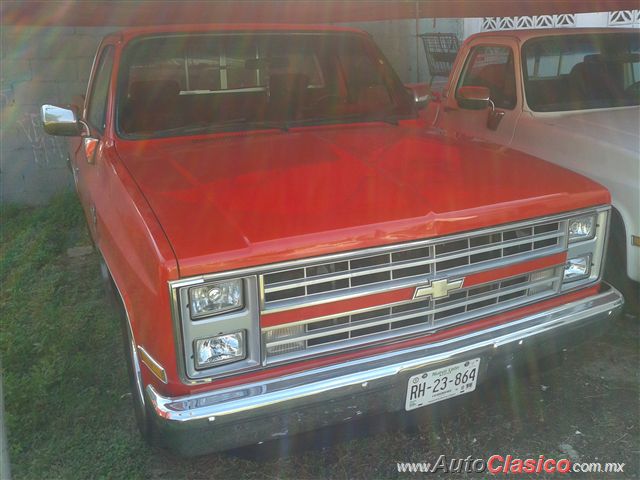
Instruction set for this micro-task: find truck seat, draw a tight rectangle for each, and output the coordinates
[267,74,309,120]
[121,80,182,133]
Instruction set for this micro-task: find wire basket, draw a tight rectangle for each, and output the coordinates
[420,33,460,84]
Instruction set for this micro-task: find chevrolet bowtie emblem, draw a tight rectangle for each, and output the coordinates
[414,278,464,300]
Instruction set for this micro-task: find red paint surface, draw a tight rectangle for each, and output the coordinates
[118,126,607,279]
[463,252,567,287]
[63,25,610,396]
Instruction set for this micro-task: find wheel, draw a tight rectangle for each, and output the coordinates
[121,307,157,443]
[99,257,157,443]
[604,212,639,315]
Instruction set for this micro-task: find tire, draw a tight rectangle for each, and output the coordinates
[120,307,157,444]
[604,211,639,315]
[99,257,157,444]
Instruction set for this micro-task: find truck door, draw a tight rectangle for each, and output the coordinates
[73,44,115,243]
[437,40,521,146]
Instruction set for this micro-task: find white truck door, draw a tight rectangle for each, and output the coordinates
[435,38,522,146]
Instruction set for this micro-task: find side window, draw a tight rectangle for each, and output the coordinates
[457,45,517,109]
[87,46,115,133]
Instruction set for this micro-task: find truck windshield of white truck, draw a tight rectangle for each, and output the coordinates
[522,32,640,112]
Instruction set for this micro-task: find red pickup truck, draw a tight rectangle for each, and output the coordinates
[41,24,623,456]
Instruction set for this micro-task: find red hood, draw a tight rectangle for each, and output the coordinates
[116,123,609,277]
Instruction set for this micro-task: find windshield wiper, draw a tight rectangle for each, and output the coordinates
[150,118,289,137]
[289,112,401,128]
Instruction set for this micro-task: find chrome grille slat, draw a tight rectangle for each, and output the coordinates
[263,231,563,295]
[264,269,562,349]
[261,221,565,309]
[260,216,572,364]
[264,267,562,361]
[433,231,563,264]
[264,255,434,293]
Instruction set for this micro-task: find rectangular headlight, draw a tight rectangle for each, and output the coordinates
[563,255,592,282]
[189,279,243,318]
[568,215,596,243]
[195,331,246,369]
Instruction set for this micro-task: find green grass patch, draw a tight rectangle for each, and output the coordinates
[1,193,150,478]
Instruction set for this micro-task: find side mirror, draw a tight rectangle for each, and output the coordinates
[405,83,431,110]
[41,104,84,136]
[457,85,490,109]
[456,86,505,131]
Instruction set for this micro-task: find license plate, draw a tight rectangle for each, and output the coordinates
[405,358,481,411]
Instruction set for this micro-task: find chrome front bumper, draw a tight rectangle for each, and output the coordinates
[147,285,624,456]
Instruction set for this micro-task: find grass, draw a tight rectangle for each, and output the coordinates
[1,192,638,479]
[1,193,150,478]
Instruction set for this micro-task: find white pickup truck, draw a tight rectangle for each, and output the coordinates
[425,28,639,307]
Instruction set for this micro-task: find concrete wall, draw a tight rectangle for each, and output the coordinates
[1,26,113,204]
[344,18,462,84]
[0,21,460,205]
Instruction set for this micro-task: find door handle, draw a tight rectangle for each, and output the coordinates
[443,106,458,112]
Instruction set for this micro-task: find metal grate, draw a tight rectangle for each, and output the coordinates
[263,266,563,362]
[259,216,572,364]
[420,33,460,83]
[261,219,565,312]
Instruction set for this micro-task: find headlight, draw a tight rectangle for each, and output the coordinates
[561,209,608,292]
[568,215,596,243]
[563,255,592,282]
[195,331,246,369]
[189,279,243,318]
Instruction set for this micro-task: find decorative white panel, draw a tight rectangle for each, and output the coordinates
[535,15,555,28]
[608,10,640,25]
[481,14,576,31]
[555,14,576,27]
[515,16,534,29]
[482,17,498,31]
[498,17,515,30]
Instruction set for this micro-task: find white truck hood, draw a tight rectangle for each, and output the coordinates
[535,107,639,153]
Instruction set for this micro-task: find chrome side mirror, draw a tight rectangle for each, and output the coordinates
[406,83,431,110]
[457,85,490,107]
[41,104,84,136]
[457,86,504,131]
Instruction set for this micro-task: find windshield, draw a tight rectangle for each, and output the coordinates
[117,32,413,137]
[522,33,640,112]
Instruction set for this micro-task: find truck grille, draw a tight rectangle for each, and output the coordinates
[260,217,568,364]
